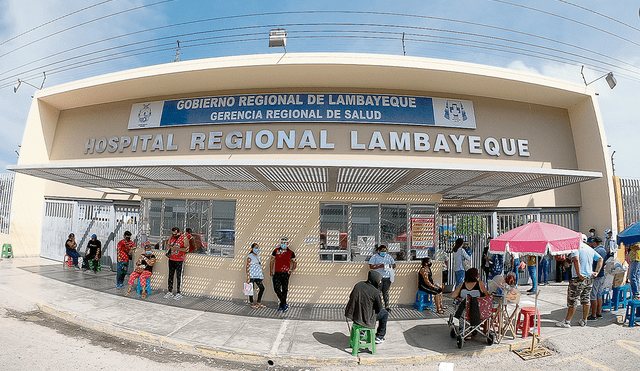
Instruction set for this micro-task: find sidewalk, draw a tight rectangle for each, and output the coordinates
[0,257,616,366]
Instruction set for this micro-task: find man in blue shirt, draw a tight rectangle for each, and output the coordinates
[588,237,607,321]
[556,238,603,328]
[368,245,396,311]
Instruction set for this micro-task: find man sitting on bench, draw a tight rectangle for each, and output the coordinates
[125,242,156,298]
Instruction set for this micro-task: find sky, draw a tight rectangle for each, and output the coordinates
[0,0,639,178]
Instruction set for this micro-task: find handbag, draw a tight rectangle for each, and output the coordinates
[243,282,254,296]
[165,248,172,258]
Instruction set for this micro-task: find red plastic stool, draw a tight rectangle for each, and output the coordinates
[515,307,540,339]
[63,254,75,268]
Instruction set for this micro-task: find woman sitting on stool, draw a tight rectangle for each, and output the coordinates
[418,257,446,314]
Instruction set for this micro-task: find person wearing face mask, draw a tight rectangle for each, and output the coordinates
[125,242,156,299]
[116,231,135,288]
[418,257,446,314]
[246,243,266,309]
[164,227,189,300]
[270,237,297,312]
[368,245,396,311]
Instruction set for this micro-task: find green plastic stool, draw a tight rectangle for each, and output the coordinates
[2,244,13,258]
[349,323,376,356]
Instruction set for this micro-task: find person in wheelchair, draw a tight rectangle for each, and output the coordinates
[451,268,489,334]
[83,234,101,273]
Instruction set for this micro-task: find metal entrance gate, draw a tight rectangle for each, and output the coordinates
[439,210,542,287]
[40,199,139,270]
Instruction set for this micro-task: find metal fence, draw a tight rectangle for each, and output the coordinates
[621,178,640,227]
[0,173,14,235]
[438,208,579,288]
[41,199,139,270]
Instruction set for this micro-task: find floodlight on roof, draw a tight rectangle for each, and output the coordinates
[269,28,287,52]
[581,65,616,90]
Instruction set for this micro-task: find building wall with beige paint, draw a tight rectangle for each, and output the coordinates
[5,54,617,304]
[136,189,442,304]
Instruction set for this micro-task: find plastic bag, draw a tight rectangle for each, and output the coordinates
[243,282,254,296]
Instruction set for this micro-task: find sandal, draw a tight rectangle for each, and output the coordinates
[249,303,257,309]
[437,309,446,315]
[256,303,267,309]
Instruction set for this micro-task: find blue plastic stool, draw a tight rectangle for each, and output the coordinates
[612,285,632,311]
[349,323,376,356]
[601,289,612,312]
[414,290,434,312]
[136,277,151,295]
[624,300,640,327]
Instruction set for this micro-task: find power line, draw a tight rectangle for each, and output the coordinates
[3,17,639,85]
[490,0,640,48]
[4,30,640,92]
[0,0,176,59]
[0,0,115,46]
[3,10,639,90]
[556,0,640,33]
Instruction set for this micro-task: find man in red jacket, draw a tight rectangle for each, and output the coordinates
[164,227,189,300]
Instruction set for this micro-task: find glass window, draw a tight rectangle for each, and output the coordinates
[185,200,209,254]
[318,202,436,262]
[163,199,186,239]
[351,204,379,262]
[380,204,408,261]
[211,200,236,258]
[319,203,348,261]
[141,197,236,258]
[148,199,162,245]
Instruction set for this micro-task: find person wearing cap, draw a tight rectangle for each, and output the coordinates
[586,228,599,244]
[603,229,618,260]
[84,234,102,273]
[270,237,297,312]
[116,231,136,288]
[65,233,80,269]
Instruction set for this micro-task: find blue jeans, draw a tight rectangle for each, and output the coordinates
[455,270,465,288]
[538,258,549,284]
[376,309,389,339]
[528,265,537,291]
[630,260,640,297]
[65,248,80,266]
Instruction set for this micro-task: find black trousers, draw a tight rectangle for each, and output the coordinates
[168,260,184,294]
[249,278,265,303]
[272,272,290,308]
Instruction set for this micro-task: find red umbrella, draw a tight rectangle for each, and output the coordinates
[490,221,581,256]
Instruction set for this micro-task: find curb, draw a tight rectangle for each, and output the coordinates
[36,302,531,366]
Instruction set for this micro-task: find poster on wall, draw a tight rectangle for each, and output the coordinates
[411,217,435,248]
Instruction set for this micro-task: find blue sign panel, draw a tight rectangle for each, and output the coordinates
[128,93,476,130]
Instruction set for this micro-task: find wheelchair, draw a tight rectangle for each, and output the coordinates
[447,294,495,349]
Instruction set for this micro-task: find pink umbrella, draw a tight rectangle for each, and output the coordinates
[490,221,581,256]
